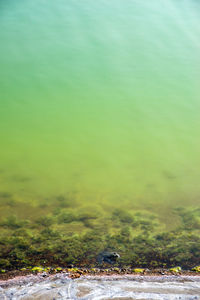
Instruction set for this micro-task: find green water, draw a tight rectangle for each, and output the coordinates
[0,0,200,219]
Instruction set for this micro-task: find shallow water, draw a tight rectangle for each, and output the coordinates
[1,274,200,300]
[0,0,200,268]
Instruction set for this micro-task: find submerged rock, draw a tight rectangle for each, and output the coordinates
[97,252,120,264]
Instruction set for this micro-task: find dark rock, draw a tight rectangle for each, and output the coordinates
[97,252,120,264]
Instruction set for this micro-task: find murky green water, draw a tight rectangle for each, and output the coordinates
[0,1,200,267]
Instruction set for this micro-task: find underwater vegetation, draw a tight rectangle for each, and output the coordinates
[0,192,199,271]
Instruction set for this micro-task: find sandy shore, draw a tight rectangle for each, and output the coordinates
[0,273,200,299]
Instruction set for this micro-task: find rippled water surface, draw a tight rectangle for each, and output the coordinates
[0,1,200,227]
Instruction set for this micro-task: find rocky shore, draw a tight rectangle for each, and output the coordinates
[1,266,200,281]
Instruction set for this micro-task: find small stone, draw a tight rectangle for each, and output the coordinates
[192,266,200,272]
[169,266,181,273]
[132,268,145,273]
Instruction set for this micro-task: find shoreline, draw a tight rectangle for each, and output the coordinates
[1,267,200,284]
[1,272,200,300]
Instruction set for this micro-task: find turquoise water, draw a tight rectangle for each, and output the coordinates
[0,0,200,216]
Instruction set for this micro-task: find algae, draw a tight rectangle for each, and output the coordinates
[0,199,199,271]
